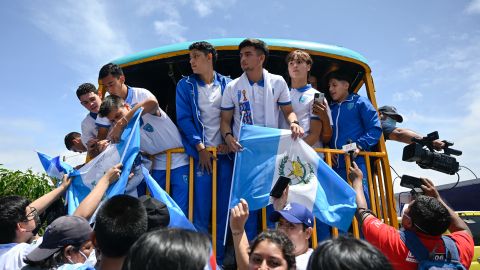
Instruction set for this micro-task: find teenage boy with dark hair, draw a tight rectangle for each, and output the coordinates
[95,63,157,142]
[175,41,233,264]
[0,176,72,270]
[221,39,304,240]
[98,95,190,216]
[92,195,148,270]
[350,162,473,270]
[75,82,109,158]
[64,132,87,153]
[327,70,382,204]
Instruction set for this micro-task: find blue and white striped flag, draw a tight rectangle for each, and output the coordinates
[141,166,196,231]
[37,151,74,184]
[65,109,142,214]
[37,109,143,215]
[229,124,357,231]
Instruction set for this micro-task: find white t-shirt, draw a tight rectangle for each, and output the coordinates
[197,82,222,146]
[80,113,98,146]
[295,248,313,270]
[221,74,291,138]
[280,85,332,148]
[140,108,189,171]
[0,238,42,270]
[96,86,156,128]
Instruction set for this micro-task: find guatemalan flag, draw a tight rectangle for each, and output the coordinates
[37,152,74,186]
[64,109,142,214]
[229,124,357,231]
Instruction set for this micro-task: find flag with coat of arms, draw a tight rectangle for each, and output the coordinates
[229,124,357,231]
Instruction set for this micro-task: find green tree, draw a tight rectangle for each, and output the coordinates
[0,166,54,200]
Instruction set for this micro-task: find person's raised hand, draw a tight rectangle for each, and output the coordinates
[230,198,249,234]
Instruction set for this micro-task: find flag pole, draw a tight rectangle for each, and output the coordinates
[224,111,245,245]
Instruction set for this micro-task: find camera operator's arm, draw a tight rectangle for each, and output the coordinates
[420,178,472,237]
[390,128,445,150]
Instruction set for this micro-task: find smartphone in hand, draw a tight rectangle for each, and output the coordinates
[270,176,291,198]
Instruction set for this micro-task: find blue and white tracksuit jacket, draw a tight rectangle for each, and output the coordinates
[175,72,233,264]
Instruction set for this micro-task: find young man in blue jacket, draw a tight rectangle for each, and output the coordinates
[175,41,233,265]
[328,70,382,206]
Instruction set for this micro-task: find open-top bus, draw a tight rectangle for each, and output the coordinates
[104,38,397,252]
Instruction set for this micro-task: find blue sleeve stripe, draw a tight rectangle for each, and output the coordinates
[278,101,292,106]
[220,106,235,111]
[96,123,111,128]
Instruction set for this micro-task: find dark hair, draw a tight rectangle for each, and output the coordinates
[98,95,125,118]
[0,196,31,243]
[327,70,352,86]
[122,229,211,270]
[307,236,393,270]
[94,195,147,258]
[24,244,81,268]
[99,63,124,80]
[76,83,98,99]
[189,41,217,64]
[64,132,81,150]
[409,195,450,236]
[249,230,296,270]
[239,38,269,65]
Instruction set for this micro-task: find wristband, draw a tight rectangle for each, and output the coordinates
[291,120,300,126]
[198,148,207,153]
[224,132,233,139]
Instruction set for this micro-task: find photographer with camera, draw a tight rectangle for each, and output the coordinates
[349,162,473,270]
[379,105,445,150]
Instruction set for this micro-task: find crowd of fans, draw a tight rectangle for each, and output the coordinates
[1,38,474,269]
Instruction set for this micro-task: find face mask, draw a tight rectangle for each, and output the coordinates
[80,249,97,267]
[381,117,396,130]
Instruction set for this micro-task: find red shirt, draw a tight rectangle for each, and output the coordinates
[362,215,474,270]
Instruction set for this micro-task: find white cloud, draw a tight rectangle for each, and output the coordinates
[192,0,237,17]
[29,1,131,69]
[386,35,480,189]
[466,0,480,14]
[392,89,423,102]
[154,20,188,43]
[406,37,417,43]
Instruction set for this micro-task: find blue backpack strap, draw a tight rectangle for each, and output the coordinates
[399,230,430,261]
[441,235,461,262]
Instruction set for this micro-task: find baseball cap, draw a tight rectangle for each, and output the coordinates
[269,202,314,228]
[26,215,92,262]
[378,105,403,123]
[140,196,170,231]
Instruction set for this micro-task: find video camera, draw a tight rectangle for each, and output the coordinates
[402,131,462,175]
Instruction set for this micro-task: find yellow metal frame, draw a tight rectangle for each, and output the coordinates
[123,44,398,254]
[154,144,397,255]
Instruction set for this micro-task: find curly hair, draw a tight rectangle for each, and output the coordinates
[409,195,450,235]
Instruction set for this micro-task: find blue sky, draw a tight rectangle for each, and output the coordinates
[1,0,479,192]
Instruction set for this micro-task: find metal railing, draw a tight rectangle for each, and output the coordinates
[156,146,398,252]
